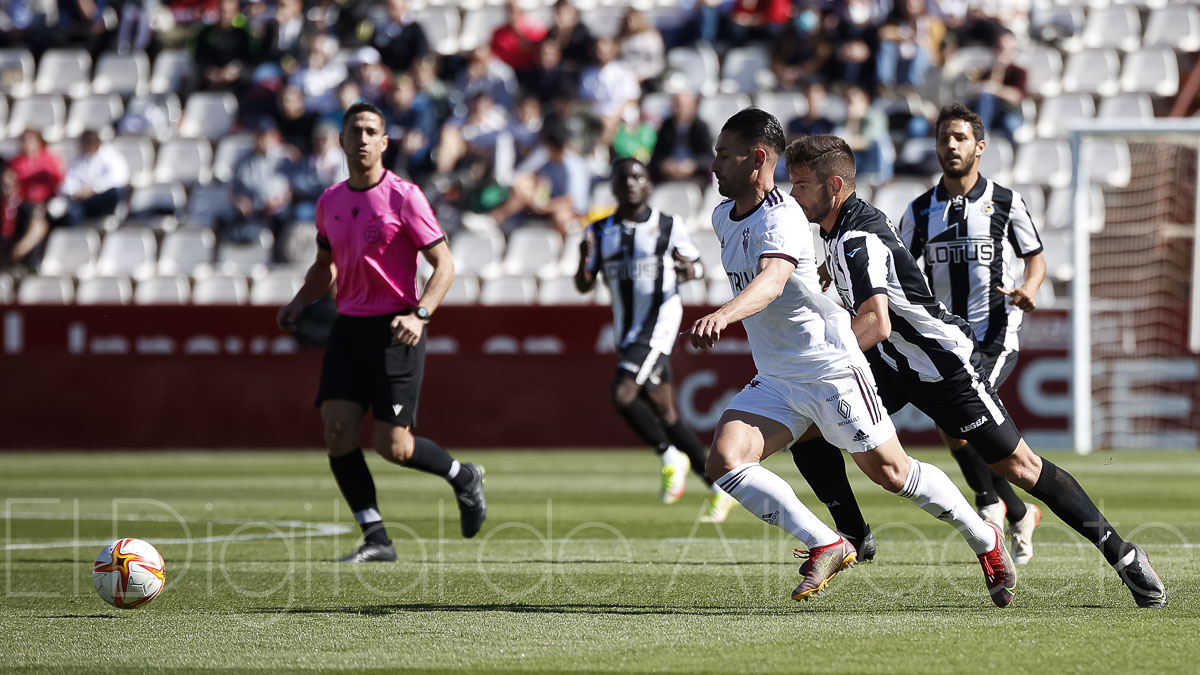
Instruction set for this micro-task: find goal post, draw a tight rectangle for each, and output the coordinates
[1069,120,1200,455]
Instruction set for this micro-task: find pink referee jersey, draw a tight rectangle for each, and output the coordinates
[315,171,446,316]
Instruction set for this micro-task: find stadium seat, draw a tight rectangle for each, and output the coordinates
[1012,139,1072,189]
[149,49,195,95]
[677,279,706,306]
[49,138,79,167]
[96,226,157,280]
[6,94,67,141]
[708,278,733,305]
[1045,185,1106,233]
[978,137,1014,185]
[157,228,216,278]
[1015,46,1064,97]
[1081,6,1142,52]
[502,227,562,277]
[92,50,150,98]
[249,273,303,306]
[211,134,255,183]
[1036,94,1095,138]
[184,184,235,228]
[649,181,704,220]
[0,138,17,160]
[720,46,771,94]
[666,45,719,97]
[451,229,505,279]
[872,180,930,223]
[1082,139,1131,188]
[120,93,181,141]
[111,136,155,188]
[1035,6,1086,52]
[17,276,74,305]
[64,93,124,138]
[127,182,187,232]
[951,46,995,77]
[538,276,588,305]
[178,92,237,139]
[153,138,213,186]
[582,8,625,38]
[1098,93,1153,120]
[1061,49,1120,96]
[698,94,751,140]
[1011,184,1046,228]
[640,91,673,124]
[76,277,133,305]
[692,229,724,280]
[215,229,274,278]
[1120,49,1179,97]
[277,220,318,265]
[1110,0,1168,10]
[192,275,249,305]
[0,273,12,304]
[441,275,481,305]
[33,48,91,97]
[458,8,506,52]
[754,91,807,127]
[0,48,35,97]
[1144,5,1200,51]
[896,137,937,176]
[479,275,537,305]
[0,96,6,137]
[1038,229,1074,281]
[414,8,462,55]
[134,276,190,305]
[590,180,617,216]
[39,227,102,279]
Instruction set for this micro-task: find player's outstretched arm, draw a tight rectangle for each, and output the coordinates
[687,257,793,349]
[997,251,1044,312]
[277,248,335,332]
[851,293,891,350]
[574,228,597,293]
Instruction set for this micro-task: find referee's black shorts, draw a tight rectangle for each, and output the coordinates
[866,350,1022,463]
[615,341,672,386]
[315,313,425,426]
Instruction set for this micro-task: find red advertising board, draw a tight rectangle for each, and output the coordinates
[0,305,1072,449]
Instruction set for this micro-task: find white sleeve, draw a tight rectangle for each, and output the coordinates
[756,205,809,265]
[1008,193,1043,257]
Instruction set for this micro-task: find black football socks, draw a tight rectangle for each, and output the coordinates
[329,448,389,545]
[992,474,1029,524]
[951,444,1000,508]
[664,419,712,485]
[612,392,671,451]
[1029,458,1127,565]
[410,436,474,490]
[791,437,870,541]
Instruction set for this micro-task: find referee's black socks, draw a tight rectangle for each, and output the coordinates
[791,437,870,541]
[1029,458,1127,566]
[329,448,390,545]
[410,436,474,490]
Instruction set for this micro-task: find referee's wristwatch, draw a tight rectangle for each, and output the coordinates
[414,306,431,323]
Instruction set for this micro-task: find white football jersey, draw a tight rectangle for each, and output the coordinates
[712,187,862,381]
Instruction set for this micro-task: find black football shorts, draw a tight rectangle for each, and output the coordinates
[615,341,672,386]
[315,313,425,426]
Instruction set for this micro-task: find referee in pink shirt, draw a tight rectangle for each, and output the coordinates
[277,101,486,563]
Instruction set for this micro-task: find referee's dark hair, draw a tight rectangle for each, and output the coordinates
[341,100,386,131]
[721,107,786,157]
[784,134,857,191]
[935,103,985,143]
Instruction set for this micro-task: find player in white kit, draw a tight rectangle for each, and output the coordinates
[686,108,1016,606]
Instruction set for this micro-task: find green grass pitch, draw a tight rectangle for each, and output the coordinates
[2,449,1198,673]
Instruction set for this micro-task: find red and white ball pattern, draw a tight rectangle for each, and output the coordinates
[92,538,166,609]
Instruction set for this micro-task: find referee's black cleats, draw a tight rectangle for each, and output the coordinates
[335,541,397,563]
[1117,544,1167,609]
[455,463,487,538]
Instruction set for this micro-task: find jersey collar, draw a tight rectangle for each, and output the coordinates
[935,174,989,202]
[821,191,862,241]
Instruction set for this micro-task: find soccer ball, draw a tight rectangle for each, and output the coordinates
[92,538,166,609]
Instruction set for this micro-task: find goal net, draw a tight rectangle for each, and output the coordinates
[1070,121,1200,454]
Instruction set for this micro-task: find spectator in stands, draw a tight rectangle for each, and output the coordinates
[612,109,657,164]
[274,84,318,155]
[259,0,307,72]
[489,122,590,238]
[283,122,346,222]
[973,29,1026,147]
[324,79,363,129]
[117,0,159,55]
[648,88,713,185]
[876,0,940,91]
[434,91,508,176]
[412,54,451,122]
[373,0,429,76]
[770,4,830,90]
[382,74,438,179]
[618,9,665,89]
[728,0,792,44]
[0,164,22,267]
[836,85,894,183]
[786,80,836,141]
[508,93,544,159]
[3,130,62,270]
[827,0,881,91]
[546,0,594,72]
[457,45,518,112]
[346,47,390,108]
[227,119,291,242]
[56,0,109,50]
[291,34,346,115]
[491,0,547,88]
[194,0,254,92]
[579,36,641,147]
[529,40,576,105]
[0,0,51,52]
[53,130,130,229]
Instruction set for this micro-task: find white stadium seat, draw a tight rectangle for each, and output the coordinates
[34,48,91,97]
[677,279,706,306]
[1098,93,1154,120]
[0,48,35,97]
[1036,94,1095,139]
[414,8,462,55]
[1082,139,1131,188]
[441,275,481,305]
[1081,6,1142,52]
[185,184,235,228]
[127,182,187,232]
[1012,140,1072,189]
[153,138,213,186]
[1011,184,1046,229]
[92,50,151,98]
[692,229,725,280]
[1120,49,1179,97]
[64,93,124,138]
[216,229,274,278]
[502,227,562,277]
[192,275,249,305]
[451,230,505,279]
[581,8,625,38]
[978,137,1014,185]
[120,93,181,141]
[96,226,157,280]
[754,91,807,127]
[698,94,751,142]
[1015,46,1064,98]
[211,134,255,184]
[6,94,67,141]
[640,92,673,124]
[872,180,930,223]
[277,220,318,265]
[149,49,195,95]
[1044,185,1106,233]
[39,228,102,279]
[178,92,237,139]
[111,136,156,188]
[250,273,303,306]
[649,181,705,220]
[134,276,190,305]
[708,278,734,306]
[1061,49,1120,97]
[1143,6,1200,51]
[157,228,216,278]
[666,45,719,98]
[76,277,133,305]
[457,8,505,52]
[479,275,537,305]
[537,276,588,305]
[720,46,771,94]
[17,276,74,305]
[0,273,12,304]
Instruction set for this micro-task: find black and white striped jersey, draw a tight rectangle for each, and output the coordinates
[584,209,698,355]
[821,192,978,383]
[713,187,861,381]
[898,177,1043,353]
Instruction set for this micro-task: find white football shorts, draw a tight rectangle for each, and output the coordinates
[725,364,894,453]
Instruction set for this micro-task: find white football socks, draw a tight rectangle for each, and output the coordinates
[715,463,841,549]
[896,459,997,555]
